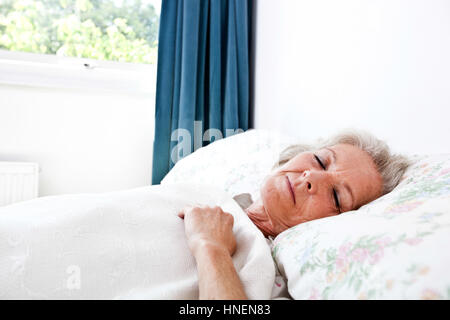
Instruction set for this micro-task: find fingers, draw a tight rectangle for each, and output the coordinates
[178,204,196,219]
[178,205,237,257]
[178,205,233,225]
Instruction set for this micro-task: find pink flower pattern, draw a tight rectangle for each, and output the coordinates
[269,155,450,299]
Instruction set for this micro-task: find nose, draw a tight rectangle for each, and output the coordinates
[297,170,328,194]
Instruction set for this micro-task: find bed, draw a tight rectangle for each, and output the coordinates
[1,129,449,299]
[162,129,450,300]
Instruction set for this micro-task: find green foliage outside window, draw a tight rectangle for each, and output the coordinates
[0,0,159,64]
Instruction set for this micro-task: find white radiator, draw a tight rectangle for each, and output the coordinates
[0,162,39,207]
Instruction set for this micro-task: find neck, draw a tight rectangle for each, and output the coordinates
[245,200,276,238]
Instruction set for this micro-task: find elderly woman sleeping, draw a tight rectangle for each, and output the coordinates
[178,129,409,299]
[0,130,409,300]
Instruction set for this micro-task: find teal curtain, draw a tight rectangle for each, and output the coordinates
[151,0,253,184]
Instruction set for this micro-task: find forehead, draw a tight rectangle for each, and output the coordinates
[329,143,383,207]
[330,144,374,167]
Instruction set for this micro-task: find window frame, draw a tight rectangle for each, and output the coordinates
[0,49,157,95]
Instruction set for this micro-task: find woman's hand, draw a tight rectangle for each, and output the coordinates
[178,205,236,258]
[178,205,247,299]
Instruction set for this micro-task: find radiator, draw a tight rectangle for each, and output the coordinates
[0,162,39,207]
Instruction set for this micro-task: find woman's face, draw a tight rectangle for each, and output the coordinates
[252,143,383,237]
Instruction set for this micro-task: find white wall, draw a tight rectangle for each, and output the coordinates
[0,84,155,196]
[253,0,450,155]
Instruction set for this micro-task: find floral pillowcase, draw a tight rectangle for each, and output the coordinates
[272,154,450,300]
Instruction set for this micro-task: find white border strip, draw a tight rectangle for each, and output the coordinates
[0,49,157,95]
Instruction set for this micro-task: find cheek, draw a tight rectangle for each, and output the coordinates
[284,195,335,227]
[261,178,301,228]
[260,175,336,228]
[261,176,280,206]
[261,176,289,212]
[304,196,336,221]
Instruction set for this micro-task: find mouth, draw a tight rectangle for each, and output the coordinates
[285,175,296,204]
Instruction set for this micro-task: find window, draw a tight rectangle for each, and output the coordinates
[0,0,160,64]
[0,0,161,94]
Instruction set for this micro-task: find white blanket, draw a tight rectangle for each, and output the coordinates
[0,183,275,299]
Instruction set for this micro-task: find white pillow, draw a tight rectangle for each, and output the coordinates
[161,129,299,201]
[272,154,450,300]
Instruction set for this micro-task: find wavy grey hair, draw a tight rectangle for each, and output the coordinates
[274,129,411,196]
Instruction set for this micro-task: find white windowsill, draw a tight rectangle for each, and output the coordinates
[0,49,157,95]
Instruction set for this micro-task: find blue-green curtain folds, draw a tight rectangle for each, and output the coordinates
[151,0,253,184]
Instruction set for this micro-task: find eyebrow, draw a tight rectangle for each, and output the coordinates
[344,183,354,210]
[326,147,355,210]
[325,147,337,162]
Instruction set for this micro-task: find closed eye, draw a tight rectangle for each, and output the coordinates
[314,154,326,170]
[333,188,341,213]
[314,154,340,213]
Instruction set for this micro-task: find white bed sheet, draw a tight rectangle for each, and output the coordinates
[0,183,276,299]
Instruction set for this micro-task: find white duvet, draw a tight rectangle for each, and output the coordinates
[0,183,275,299]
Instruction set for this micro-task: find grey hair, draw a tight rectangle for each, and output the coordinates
[274,129,411,196]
